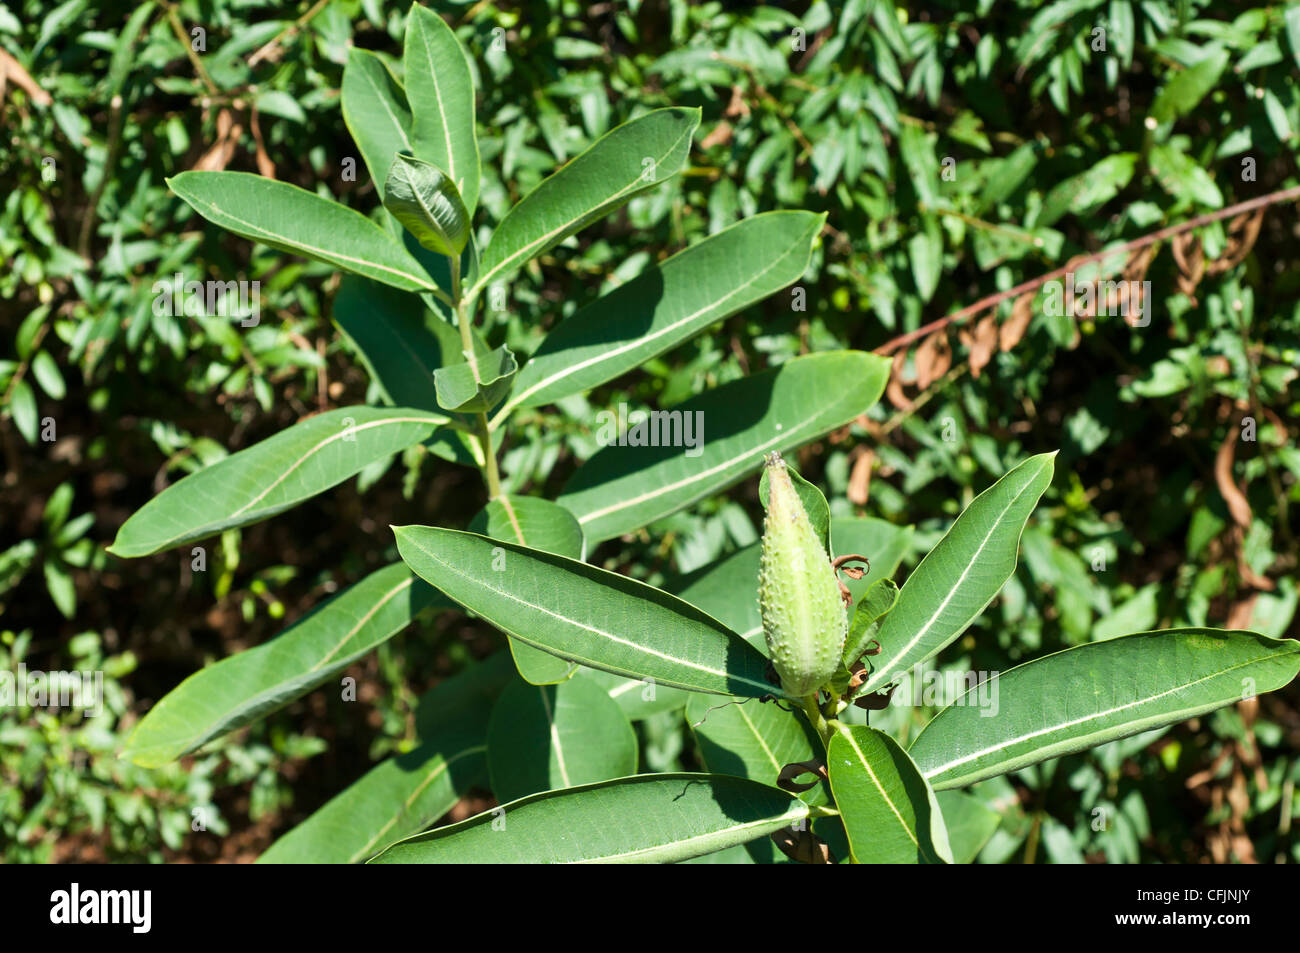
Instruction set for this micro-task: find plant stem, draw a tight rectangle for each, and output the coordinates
[450,254,502,499]
[801,694,836,748]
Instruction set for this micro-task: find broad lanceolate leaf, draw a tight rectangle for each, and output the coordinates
[506,211,824,412]
[861,452,1056,695]
[110,407,447,557]
[487,674,637,803]
[393,526,775,697]
[332,276,461,413]
[909,629,1300,791]
[827,725,952,864]
[258,652,513,863]
[369,773,808,863]
[469,496,585,684]
[384,153,471,256]
[167,172,435,292]
[122,563,447,767]
[559,350,892,543]
[472,108,700,298]
[405,4,480,214]
[686,693,828,803]
[341,48,413,200]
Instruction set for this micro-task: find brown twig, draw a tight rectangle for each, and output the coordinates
[875,185,1300,357]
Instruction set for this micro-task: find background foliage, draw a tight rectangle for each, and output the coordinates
[2,0,1297,863]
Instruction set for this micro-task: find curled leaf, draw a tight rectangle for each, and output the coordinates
[384,153,471,257]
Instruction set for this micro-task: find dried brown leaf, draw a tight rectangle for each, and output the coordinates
[885,348,913,411]
[913,330,952,390]
[847,447,874,506]
[961,313,999,378]
[999,293,1034,352]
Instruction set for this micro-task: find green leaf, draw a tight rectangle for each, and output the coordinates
[487,674,638,803]
[558,350,891,542]
[506,211,824,412]
[404,4,480,214]
[110,406,448,557]
[30,350,65,400]
[827,725,952,864]
[167,171,435,292]
[258,652,513,863]
[433,341,518,413]
[861,452,1055,695]
[383,153,470,256]
[840,576,899,673]
[44,558,75,618]
[340,48,413,200]
[1148,48,1230,127]
[1148,143,1224,208]
[393,525,775,697]
[1288,5,1300,69]
[909,628,1300,790]
[1035,154,1137,228]
[472,108,700,298]
[759,456,830,552]
[469,496,585,684]
[686,693,828,802]
[9,378,37,443]
[369,773,808,863]
[580,665,694,720]
[333,276,461,413]
[122,563,448,767]
[936,790,1001,863]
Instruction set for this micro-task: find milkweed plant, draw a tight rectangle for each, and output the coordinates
[109,4,1300,864]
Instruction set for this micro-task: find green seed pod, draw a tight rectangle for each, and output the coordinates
[758,451,847,697]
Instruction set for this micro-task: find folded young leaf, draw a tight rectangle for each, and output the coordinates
[167,171,436,292]
[469,496,585,684]
[393,525,775,697]
[341,48,413,201]
[404,4,480,214]
[472,107,700,298]
[909,628,1300,790]
[383,153,471,256]
[861,451,1056,695]
[487,673,637,803]
[110,406,448,557]
[122,562,448,767]
[368,773,808,863]
[258,652,514,863]
[433,342,518,413]
[558,350,891,542]
[507,211,824,412]
[827,725,952,864]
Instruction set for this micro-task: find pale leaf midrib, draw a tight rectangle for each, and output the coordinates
[920,652,1283,782]
[349,744,485,863]
[864,465,1043,693]
[184,193,430,289]
[401,533,771,695]
[508,227,808,410]
[471,121,694,297]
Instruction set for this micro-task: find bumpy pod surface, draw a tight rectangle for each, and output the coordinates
[758,452,847,697]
